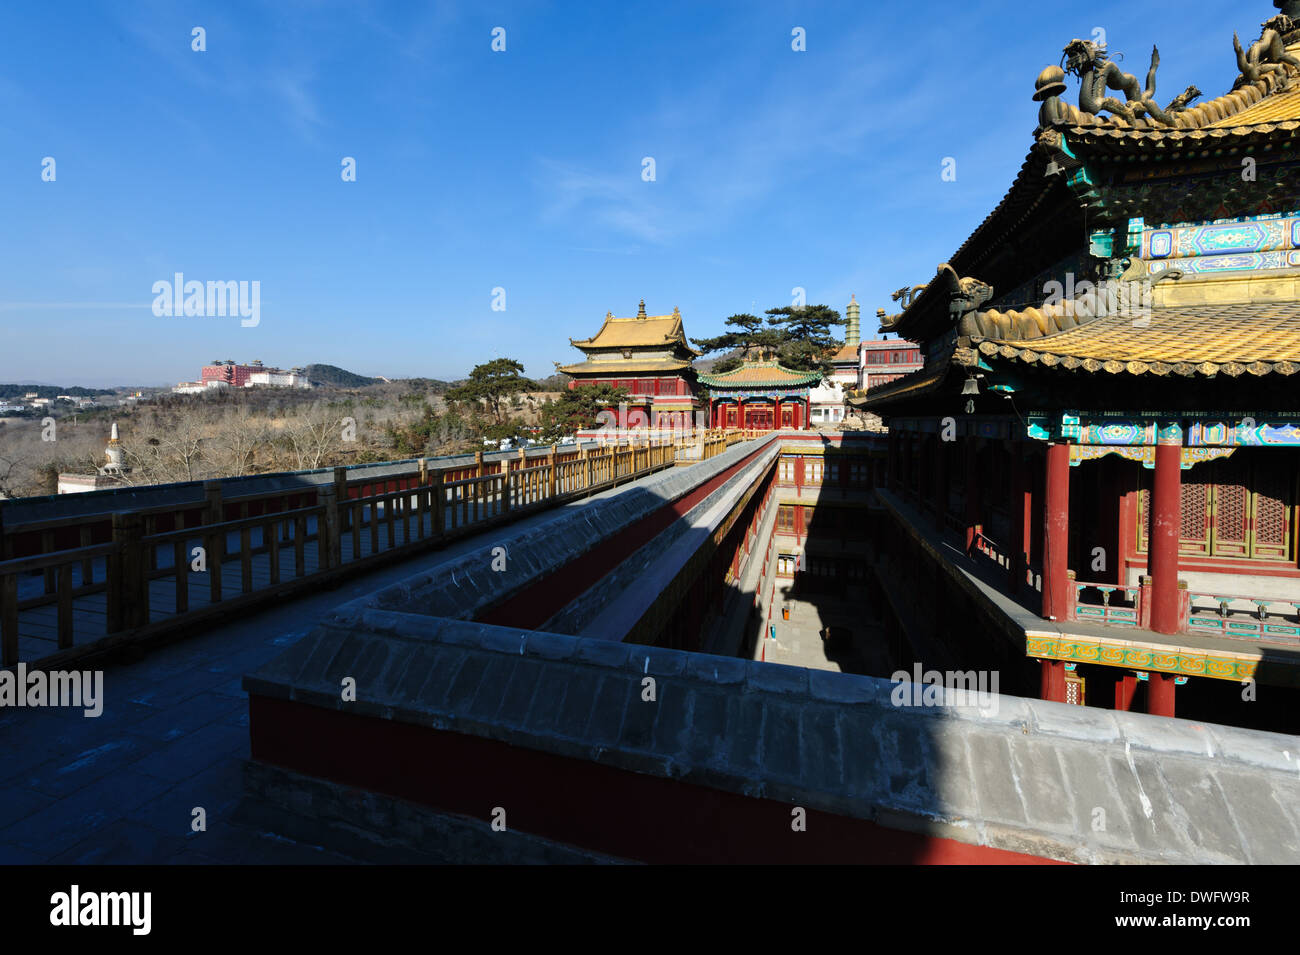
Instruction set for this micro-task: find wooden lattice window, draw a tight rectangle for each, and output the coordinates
[1179,480,1212,556]
[1255,468,1292,560]
[776,506,795,533]
[1064,672,1086,706]
[1213,479,1249,558]
[1137,458,1294,561]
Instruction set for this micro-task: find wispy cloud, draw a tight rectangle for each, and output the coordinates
[530,24,947,247]
[537,160,672,243]
[268,68,324,136]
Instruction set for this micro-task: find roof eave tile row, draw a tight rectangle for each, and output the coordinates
[974,339,1300,378]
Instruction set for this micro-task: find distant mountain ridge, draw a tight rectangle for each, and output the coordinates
[302,364,381,388]
[0,384,116,399]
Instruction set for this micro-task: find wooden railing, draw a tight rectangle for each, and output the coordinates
[0,431,760,667]
[1072,579,1141,628]
[1188,591,1300,642]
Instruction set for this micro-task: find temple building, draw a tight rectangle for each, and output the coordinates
[860,338,924,391]
[697,356,822,431]
[559,300,700,430]
[850,2,1300,724]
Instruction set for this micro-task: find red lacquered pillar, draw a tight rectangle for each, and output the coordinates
[1149,422,1183,635]
[1040,659,1067,702]
[1042,441,1071,621]
[1114,672,1138,711]
[1147,672,1176,718]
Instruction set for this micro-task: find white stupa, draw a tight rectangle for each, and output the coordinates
[102,421,125,473]
[58,422,131,493]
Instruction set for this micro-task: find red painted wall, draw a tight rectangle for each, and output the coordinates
[249,695,1064,865]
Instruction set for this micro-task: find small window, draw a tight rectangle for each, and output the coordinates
[776,506,795,532]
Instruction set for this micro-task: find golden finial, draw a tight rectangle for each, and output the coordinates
[637,299,647,319]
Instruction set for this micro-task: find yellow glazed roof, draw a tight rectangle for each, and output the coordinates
[570,308,696,352]
[974,302,1300,377]
[1207,86,1300,127]
[558,358,694,375]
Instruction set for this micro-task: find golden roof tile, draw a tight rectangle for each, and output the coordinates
[1207,82,1300,127]
[974,302,1300,376]
[558,358,694,375]
[569,308,697,353]
[696,359,822,388]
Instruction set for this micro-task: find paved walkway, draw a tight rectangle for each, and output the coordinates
[0,470,669,864]
[759,592,892,677]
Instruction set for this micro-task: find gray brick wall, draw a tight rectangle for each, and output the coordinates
[245,612,1300,864]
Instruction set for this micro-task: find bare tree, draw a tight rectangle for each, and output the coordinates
[121,408,212,484]
[210,406,269,476]
[280,402,349,471]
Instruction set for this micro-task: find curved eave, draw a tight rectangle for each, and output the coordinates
[888,147,1081,341]
[850,361,952,411]
[969,302,1300,379]
[696,366,822,388]
[558,360,696,376]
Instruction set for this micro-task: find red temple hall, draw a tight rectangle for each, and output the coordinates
[851,17,1300,723]
[559,301,700,430]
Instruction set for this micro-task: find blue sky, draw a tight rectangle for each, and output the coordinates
[0,0,1256,387]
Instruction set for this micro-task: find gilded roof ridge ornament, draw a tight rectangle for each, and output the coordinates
[876,282,929,330]
[1061,39,1201,125]
[1234,14,1300,90]
[934,264,993,334]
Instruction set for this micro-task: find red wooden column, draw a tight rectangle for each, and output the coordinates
[1149,422,1183,635]
[1042,441,1071,622]
[964,434,981,553]
[1147,672,1176,717]
[1040,659,1067,702]
[1114,672,1138,711]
